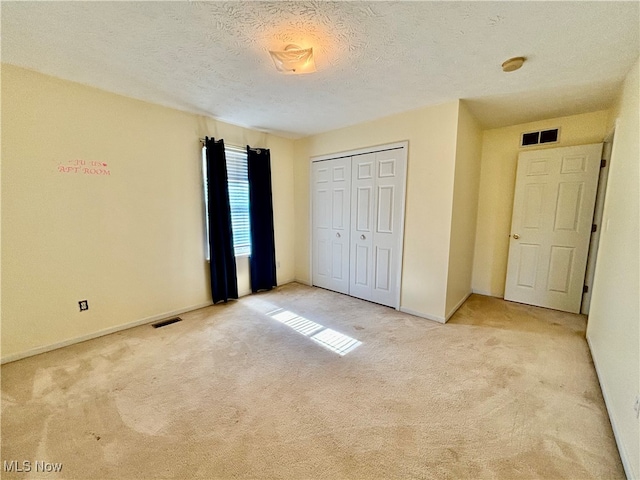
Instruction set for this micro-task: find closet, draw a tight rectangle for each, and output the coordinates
[311,143,407,308]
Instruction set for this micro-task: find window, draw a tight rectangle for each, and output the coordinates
[202,145,251,259]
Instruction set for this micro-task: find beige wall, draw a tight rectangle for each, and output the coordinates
[586,59,639,479]
[1,65,295,361]
[292,138,312,285]
[471,110,610,297]
[445,102,483,317]
[294,101,461,321]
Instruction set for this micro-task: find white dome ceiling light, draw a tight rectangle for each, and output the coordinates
[268,44,316,75]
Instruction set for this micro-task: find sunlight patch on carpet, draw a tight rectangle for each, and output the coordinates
[270,309,324,336]
[260,306,362,356]
[309,328,362,356]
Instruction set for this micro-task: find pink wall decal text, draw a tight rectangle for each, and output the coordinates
[58,159,111,176]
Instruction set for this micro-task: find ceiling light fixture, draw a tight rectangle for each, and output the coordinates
[502,56,526,72]
[269,44,316,75]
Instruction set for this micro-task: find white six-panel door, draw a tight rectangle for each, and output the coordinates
[312,157,352,294]
[504,143,603,313]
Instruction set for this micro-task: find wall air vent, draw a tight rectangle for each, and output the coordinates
[520,128,560,147]
[152,317,182,328]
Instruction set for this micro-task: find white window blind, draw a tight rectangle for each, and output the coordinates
[225,146,251,256]
[202,145,252,258]
[202,147,211,260]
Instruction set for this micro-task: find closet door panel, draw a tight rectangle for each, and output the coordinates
[350,154,375,302]
[331,242,346,280]
[370,149,406,307]
[354,244,370,286]
[355,187,372,231]
[312,158,351,294]
[331,158,351,293]
[313,174,331,284]
[332,188,347,229]
[374,246,392,291]
[376,185,395,233]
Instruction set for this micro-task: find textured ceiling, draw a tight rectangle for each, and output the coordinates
[3,1,639,138]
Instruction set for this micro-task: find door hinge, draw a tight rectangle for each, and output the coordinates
[592,224,597,233]
[601,159,607,168]
[583,285,589,293]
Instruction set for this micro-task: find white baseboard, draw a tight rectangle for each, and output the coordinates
[445,292,472,321]
[1,301,213,365]
[239,279,296,298]
[471,288,503,298]
[2,281,303,364]
[586,335,636,480]
[399,307,445,324]
[400,292,471,324]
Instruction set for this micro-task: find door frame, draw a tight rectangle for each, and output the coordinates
[309,141,409,309]
[580,124,619,321]
[582,125,616,314]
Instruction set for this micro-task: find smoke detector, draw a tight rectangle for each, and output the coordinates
[502,57,526,72]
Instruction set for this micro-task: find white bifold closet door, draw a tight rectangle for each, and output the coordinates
[311,146,406,309]
[311,157,352,294]
[350,149,406,307]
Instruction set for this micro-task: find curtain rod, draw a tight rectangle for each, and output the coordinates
[199,138,265,151]
[200,137,242,149]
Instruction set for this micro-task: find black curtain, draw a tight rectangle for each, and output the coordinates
[247,146,277,292]
[205,137,238,303]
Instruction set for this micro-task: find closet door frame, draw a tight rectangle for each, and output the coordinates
[309,141,408,310]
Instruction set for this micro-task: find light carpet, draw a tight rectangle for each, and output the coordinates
[1,283,624,479]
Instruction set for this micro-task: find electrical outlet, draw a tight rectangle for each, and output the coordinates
[276,261,281,269]
[79,300,88,312]
[634,395,640,419]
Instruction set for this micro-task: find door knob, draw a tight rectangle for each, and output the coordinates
[360,234,366,240]
[512,233,520,239]
[336,232,341,238]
